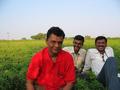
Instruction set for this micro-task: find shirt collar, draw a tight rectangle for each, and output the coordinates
[71,47,80,55]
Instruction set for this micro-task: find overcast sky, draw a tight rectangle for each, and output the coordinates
[0,0,120,40]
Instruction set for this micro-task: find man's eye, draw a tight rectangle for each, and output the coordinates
[74,42,80,45]
[51,41,55,44]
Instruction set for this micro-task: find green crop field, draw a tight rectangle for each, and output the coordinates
[0,38,120,90]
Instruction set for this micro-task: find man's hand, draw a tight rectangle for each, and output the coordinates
[63,82,73,90]
[26,80,34,90]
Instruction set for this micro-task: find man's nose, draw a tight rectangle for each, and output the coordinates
[75,43,80,47]
[98,43,104,46]
[54,42,59,47]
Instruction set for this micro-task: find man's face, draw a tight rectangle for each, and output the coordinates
[73,39,83,54]
[46,34,64,56]
[95,39,107,53]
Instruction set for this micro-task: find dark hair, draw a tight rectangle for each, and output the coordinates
[95,36,107,43]
[46,26,65,40]
[74,35,84,43]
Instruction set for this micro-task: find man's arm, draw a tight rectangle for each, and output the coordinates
[62,54,76,90]
[82,49,91,72]
[26,80,34,90]
[26,52,43,90]
[63,82,73,90]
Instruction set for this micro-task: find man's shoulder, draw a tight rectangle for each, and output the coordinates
[87,48,97,52]
[33,47,48,56]
[105,46,113,51]
[63,46,73,50]
[61,49,72,56]
[105,47,114,55]
[62,46,73,53]
[61,49,73,60]
[79,48,86,53]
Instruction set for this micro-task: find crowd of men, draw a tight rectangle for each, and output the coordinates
[26,26,120,90]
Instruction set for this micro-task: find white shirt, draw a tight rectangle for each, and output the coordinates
[63,46,86,71]
[83,47,114,76]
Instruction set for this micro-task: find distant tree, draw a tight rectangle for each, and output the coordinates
[31,33,46,40]
[21,37,27,40]
[85,35,91,39]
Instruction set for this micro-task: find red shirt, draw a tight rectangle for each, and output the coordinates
[26,47,75,90]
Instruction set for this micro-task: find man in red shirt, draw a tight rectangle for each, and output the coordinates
[26,26,76,90]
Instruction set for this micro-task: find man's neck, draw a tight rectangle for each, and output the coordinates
[74,49,80,54]
[99,50,105,54]
[52,56,57,62]
[49,52,57,62]
[50,54,58,63]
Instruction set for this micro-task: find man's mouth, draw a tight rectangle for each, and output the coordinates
[98,46,104,49]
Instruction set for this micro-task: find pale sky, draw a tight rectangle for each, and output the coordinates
[0,0,120,40]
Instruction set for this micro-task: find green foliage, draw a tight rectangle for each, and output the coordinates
[0,38,120,90]
[31,33,46,40]
[75,72,105,90]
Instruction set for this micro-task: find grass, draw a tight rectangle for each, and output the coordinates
[0,38,120,90]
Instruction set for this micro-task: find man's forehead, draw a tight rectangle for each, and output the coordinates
[48,34,64,40]
[96,39,106,42]
[74,39,82,42]
[49,33,63,38]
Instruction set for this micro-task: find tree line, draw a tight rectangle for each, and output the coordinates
[25,33,119,40]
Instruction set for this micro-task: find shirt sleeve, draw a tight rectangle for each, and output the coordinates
[110,47,114,57]
[63,46,73,54]
[80,49,86,62]
[106,47,114,57]
[26,52,42,80]
[83,49,92,72]
[64,55,76,83]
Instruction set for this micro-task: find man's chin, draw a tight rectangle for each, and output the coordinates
[98,49,105,52]
[74,48,79,51]
[53,51,59,55]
